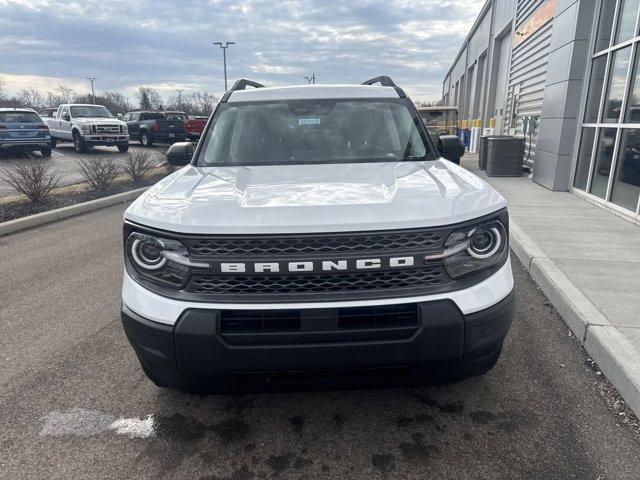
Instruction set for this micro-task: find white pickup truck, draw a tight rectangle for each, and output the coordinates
[46,104,129,153]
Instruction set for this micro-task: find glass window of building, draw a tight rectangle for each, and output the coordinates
[615,0,640,45]
[574,128,597,190]
[595,0,616,52]
[590,128,619,199]
[584,56,608,122]
[610,129,640,210]
[625,44,640,122]
[603,47,632,123]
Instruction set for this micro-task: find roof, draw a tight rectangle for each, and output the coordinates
[417,106,458,112]
[0,107,37,112]
[227,84,401,103]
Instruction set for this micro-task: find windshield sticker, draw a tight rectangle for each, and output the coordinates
[298,118,321,126]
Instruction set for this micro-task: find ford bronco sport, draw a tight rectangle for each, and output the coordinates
[121,77,515,392]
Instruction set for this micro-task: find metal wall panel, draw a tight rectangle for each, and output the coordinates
[504,2,554,169]
[494,0,519,33]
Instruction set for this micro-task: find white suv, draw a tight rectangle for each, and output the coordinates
[121,77,515,393]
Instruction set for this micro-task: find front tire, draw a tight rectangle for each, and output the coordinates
[140,131,153,147]
[73,131,87,153]
[41,146,52,157]
[50,137,57,148]
[117,144,129,153]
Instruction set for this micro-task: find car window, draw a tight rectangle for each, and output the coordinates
[70,105,113,118]
[0,111,41,123]
[198,99,433,166]
[140,112,164,120]
[164,112,186,120]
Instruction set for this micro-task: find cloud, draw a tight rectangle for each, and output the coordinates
[0,0,482,102]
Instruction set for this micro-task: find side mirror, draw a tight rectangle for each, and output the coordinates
[62,114,70,122]
[437,135,465,164]
[167,142,194,166]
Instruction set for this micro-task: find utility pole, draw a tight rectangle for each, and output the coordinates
[304,74,316,84]
[176,89,183,110]
[214,42,235,91]
[46,91,52,107]
[86,77,97,104]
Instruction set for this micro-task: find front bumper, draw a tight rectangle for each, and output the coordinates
[121,265,515,391]
[84,134,129,146]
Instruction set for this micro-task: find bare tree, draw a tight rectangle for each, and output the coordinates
[51,84,77,106]
[18,89,44,109]
[137,86,162,110]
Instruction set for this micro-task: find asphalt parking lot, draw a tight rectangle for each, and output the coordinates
[1,204,639,480]
[0,143,167,196]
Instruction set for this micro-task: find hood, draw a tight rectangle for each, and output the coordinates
[75,117,125,125]
[124,160,507,234]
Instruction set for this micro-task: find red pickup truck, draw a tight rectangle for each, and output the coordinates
[163,111,207,141]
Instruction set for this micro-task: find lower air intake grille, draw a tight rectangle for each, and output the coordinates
[220,303,419,345]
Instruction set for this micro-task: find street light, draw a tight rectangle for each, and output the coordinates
[86,77,97,104]
[214,42,235,91]
[176,89,183,110]
[304,74,316,84]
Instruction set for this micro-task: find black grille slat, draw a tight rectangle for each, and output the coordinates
[184,230,445,257]
[189,267,448,296]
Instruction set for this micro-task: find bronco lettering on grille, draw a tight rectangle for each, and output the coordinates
[218,256,416,274]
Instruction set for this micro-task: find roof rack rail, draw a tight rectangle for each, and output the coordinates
[362,76,397,87]
[361,76,406,98]
[221,79,266,102]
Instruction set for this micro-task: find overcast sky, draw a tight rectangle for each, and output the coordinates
[0,0,482,103]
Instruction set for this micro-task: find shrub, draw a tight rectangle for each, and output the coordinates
[4,159,61,202]
[122,150,155,182]
[76,156,121,191]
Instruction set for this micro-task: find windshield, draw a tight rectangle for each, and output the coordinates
[197,99,432,166]
[0,111,41,123]
[164,112,187,120]
[70,106,113,118]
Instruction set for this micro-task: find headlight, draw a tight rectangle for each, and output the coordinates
[426,219,508,279]
[125,232,208,288]
[81,125,91,134]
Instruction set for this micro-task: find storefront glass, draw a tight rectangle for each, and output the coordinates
[575,0,640,215]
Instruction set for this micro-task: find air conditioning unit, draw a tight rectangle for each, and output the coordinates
[486,137,525,177]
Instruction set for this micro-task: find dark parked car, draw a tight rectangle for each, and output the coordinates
[122,111,186,147]
[0,108,52,157]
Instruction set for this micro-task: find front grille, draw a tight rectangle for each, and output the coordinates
[220,303,419,345]
[188,267,449,296]
[96,124,120,133]
[183,230,446,257]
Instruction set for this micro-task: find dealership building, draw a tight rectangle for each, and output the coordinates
[442,0,640,221]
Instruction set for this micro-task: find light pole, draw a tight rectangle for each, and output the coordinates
[46,91,52,107]
[304,74,316,84]
[176,89,183,110]
[214,42,235,91]
[86,77,97,104]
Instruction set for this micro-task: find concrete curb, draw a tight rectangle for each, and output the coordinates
[509,219,640,418]
[0,187,148,238]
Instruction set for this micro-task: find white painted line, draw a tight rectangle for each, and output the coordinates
[40,408,155,439]
[52,151,64,157]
